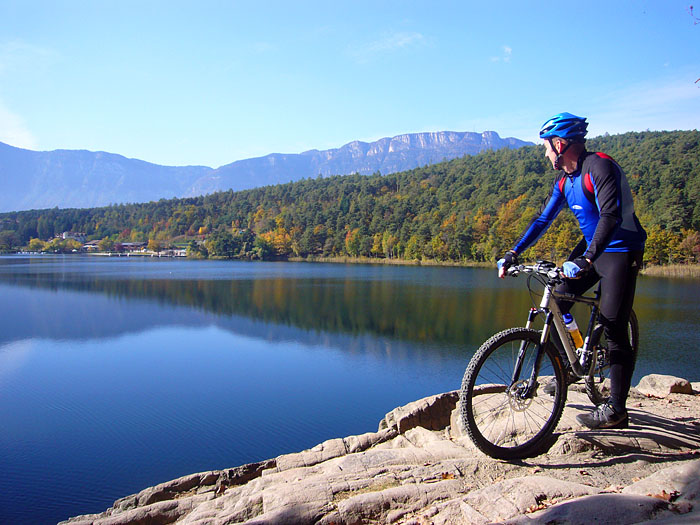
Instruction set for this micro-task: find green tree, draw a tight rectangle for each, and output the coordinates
[98,237,115,252]
[37,216,52,240]
[644,225,680,265]
[28,238,47,252]
[381,231,399,259]
[187,239,208,258]
[205,230,236,258]
[0,230,18,252]
[344,227,361,256]
[252,236,273,260]
[404,234,423,260]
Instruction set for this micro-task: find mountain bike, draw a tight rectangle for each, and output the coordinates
[459,261,639,460]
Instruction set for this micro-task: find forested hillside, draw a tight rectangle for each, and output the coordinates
[1,131,698,266]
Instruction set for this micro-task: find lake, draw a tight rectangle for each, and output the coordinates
[1,255,698,524]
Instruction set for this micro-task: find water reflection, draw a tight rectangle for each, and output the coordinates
[0,256,533,352]
[1,255,699,379]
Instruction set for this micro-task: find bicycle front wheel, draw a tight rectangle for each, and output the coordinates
[460,328,567,460]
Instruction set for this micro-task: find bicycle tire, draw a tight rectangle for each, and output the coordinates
[585,310,639,406]
[460,327,567,460]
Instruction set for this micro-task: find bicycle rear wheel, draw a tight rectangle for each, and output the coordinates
[585,310,639,406]
[460,328,567,460]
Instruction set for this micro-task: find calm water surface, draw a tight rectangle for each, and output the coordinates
[1,255,698,524]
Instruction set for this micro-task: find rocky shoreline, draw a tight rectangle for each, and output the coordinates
[62,374,700,524]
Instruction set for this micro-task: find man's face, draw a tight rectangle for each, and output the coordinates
[543,138,562,168]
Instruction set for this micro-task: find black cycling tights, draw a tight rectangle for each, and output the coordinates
[556,250,644,412]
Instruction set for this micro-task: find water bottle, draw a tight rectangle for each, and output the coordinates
[563,313,584,349]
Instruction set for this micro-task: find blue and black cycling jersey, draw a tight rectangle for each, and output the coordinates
[512,151,646,261]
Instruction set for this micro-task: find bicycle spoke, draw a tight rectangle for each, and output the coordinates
[472,395,509,412]
[461,328,566,459]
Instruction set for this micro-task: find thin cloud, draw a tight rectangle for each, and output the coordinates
[0,40,53,149]
[349,31,426,63]
[0,39,58,75]
[0,100,37,149]
[458,75,699,143]
[491,45,512,63]
[587,74,700,136]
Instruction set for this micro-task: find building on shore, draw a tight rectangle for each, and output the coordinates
[62,232,87,243]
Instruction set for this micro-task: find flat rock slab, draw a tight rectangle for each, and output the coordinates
[62,377,700,525]
[550,390,700,455]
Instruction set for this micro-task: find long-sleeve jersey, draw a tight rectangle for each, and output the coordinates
[512,151,646,261]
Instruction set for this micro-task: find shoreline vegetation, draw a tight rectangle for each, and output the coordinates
[293,256,700,277]
[640,263,700,278]
[8,251,700,279]
[287,255,490,268]
[296,256,700,277]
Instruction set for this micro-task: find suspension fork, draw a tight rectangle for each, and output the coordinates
[511,308,540,384]
[525,307,538,329]
[528,311,555,390]
[511,307,551,397]
[513,278,565,396]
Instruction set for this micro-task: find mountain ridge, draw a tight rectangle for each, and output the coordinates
[0,130,532,212]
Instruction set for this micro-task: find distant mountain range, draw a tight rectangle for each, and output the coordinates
[0,131,532,212]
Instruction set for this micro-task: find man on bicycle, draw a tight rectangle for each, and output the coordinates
[498,113,646,429]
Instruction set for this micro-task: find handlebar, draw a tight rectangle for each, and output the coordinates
[505,260,564,283]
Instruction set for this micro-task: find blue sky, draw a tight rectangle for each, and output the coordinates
[0,1,698,168]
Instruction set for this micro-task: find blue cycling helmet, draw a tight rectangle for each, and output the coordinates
[539,112,588,142]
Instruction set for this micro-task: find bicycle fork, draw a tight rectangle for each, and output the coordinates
[510,307,550,399]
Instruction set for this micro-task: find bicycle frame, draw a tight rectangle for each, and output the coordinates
[524,273,602,378]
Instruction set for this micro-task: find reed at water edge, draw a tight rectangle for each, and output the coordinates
[641,264,700,278]
[290,257,700,278]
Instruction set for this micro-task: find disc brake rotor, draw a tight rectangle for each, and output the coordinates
[507,380,533,411]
